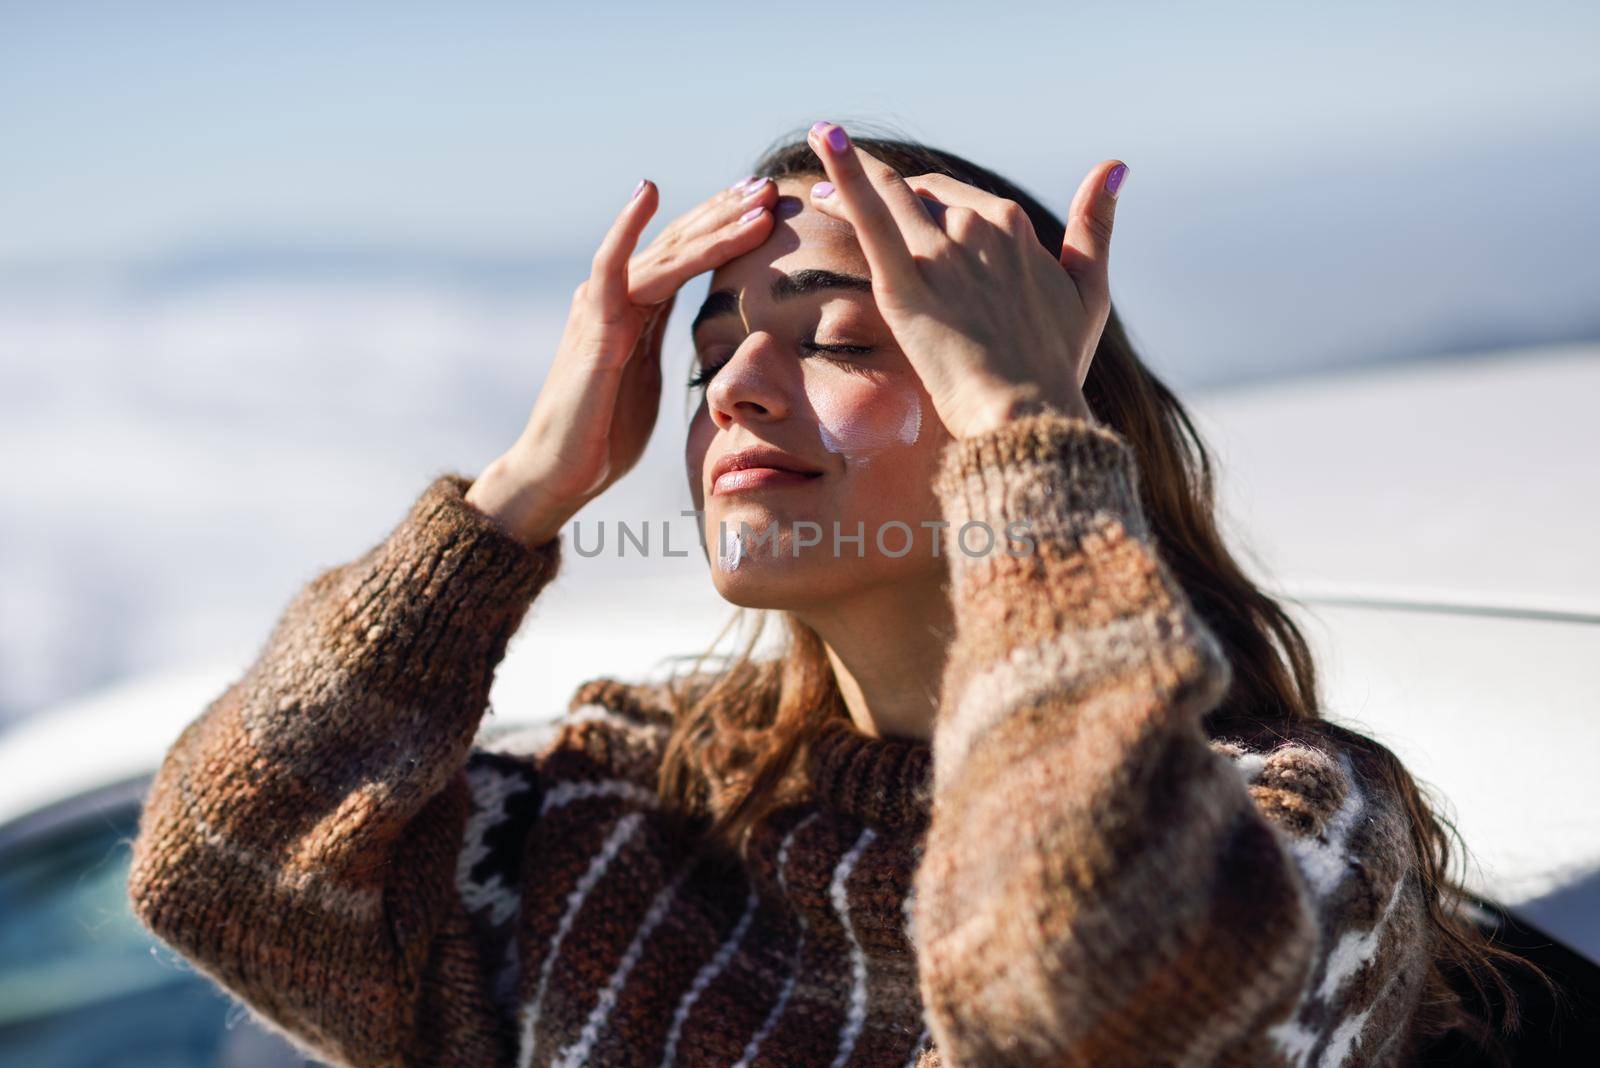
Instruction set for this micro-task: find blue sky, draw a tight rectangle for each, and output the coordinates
[4,1,1597,264]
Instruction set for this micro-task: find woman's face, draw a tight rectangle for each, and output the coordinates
[685,177,953,609]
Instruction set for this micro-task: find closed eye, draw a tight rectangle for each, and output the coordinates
[686,356,730,391]
[802,341,874,357]
[686,342,876,391]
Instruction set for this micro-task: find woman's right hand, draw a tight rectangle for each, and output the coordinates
[466,176,778,547]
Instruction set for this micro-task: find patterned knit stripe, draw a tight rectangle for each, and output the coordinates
[509,757,689,1056]
[1316,878,1407,1004]
[828,827,878,1068]
[1251,752,1426,1067]
[1221,735,1430,1064]
[658,887,762,1068]
[762,819,888,1066]
[539,776,660,813]
[459,754,542,927]
[549,861,696,1068]
[456,690,677,1040]
[1269,881,1424,1068]
[518,812,647,1068]
[457,753,545,1017]
[649,808,812,1068]
[568,848,759,1068]
[645,809,926,1068]
[741,812,908,1064]
[843,835,929,1067]
[829,827,932,1068]
[732,969,798,1068]
[731,811,820,1068]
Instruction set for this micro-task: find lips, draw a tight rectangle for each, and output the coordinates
[710,445,824,495]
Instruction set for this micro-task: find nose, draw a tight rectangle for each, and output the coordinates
[705,334,793,431]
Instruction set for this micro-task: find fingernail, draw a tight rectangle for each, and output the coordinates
[825,125,850,153]
[1105,163,1128,199]
[729,174,756,191]
[632,178,647,200]
[739,205,765,224]
[740,176,770,199]
[812,180,835,199]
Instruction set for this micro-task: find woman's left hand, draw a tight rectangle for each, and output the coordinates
[804,121,1125,438]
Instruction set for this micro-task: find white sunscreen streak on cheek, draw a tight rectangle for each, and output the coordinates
[815,391,922,467]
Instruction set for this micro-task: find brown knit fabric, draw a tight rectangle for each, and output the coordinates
[128,414,1429,1067]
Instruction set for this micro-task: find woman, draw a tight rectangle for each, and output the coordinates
[128,123,1516,1066]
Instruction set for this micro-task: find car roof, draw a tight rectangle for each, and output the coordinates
[1194,341,1600,617]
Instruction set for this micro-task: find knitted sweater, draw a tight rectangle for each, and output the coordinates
[127,412,1430,1067]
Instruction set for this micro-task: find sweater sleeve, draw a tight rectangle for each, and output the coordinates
[127,473,562,1068]
[911,412,1428,1066]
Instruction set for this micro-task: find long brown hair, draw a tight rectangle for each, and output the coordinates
[654,129,1536,1055]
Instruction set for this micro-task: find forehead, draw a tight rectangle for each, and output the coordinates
[706,177,870,289]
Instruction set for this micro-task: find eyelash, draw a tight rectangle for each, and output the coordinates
[686,342,874,390]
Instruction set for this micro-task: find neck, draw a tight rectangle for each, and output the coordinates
[795,575,953,744]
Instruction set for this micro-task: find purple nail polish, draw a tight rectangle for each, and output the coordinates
[739,205,765,223]
[632,179,647,200]
[825,125,850,153]
[810,121,831,136]
[740,176,770,199]
[1104,164,1128,199]
[812,180,836,199]
[729,174,756,191]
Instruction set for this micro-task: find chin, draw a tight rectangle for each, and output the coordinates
[707,552,840,611]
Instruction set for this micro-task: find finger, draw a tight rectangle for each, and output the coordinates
[590,179,660,310]
[1059,160,1126,302]
[628,181,777,305]
[815,185,962,243]
[805,123,934,291]
[635,176,775,273]
[654,174,774,246]
[902,173,1032,236]
[812,127,945,247]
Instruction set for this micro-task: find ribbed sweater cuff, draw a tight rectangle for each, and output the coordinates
[932,408,1146,552]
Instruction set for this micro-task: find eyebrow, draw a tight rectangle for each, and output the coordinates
[691,268,872,336]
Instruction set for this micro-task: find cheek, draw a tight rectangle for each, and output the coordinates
[808,376,925,467]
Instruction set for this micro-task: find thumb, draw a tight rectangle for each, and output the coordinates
[1059,160,1126,304]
